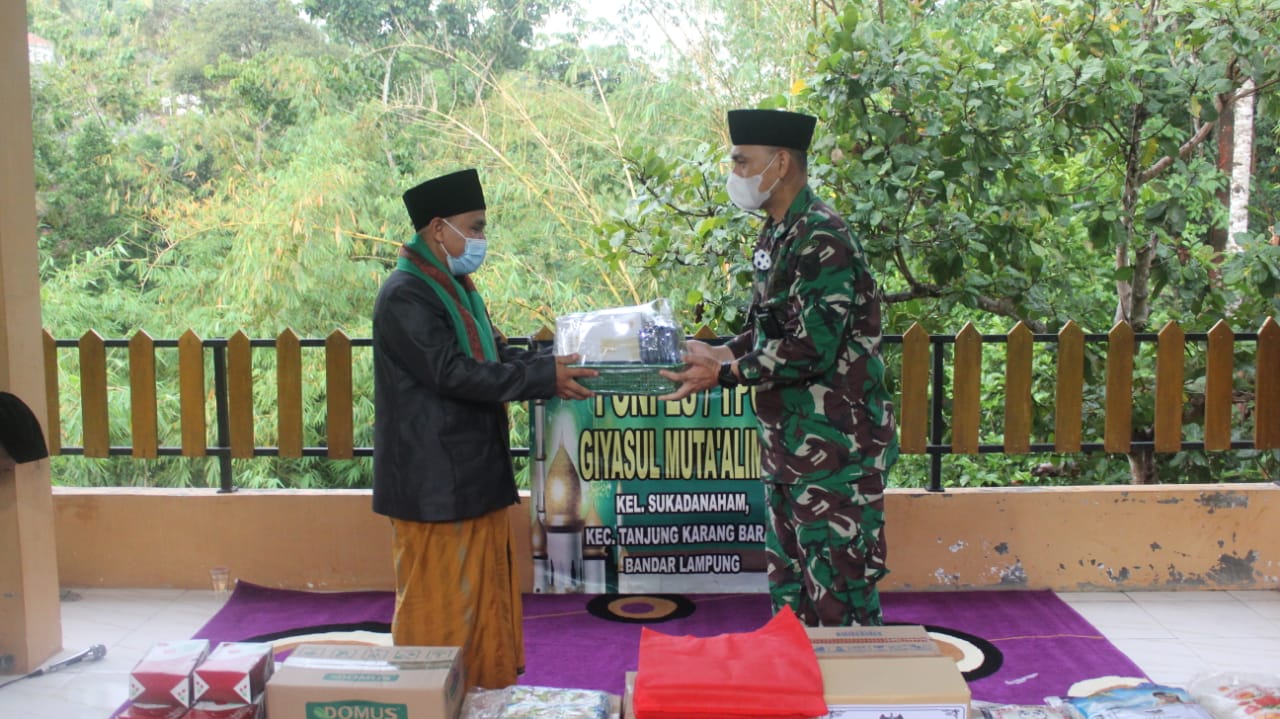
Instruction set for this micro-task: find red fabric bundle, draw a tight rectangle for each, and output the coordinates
[633,605,828,719]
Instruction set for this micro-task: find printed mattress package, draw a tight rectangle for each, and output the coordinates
[807,624,943,660]
[265,644,465,719]
[623,672,636,719]
[555,299,687,395]
[807,626,970,719]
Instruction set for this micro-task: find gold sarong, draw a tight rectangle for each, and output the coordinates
[390,508,524,690]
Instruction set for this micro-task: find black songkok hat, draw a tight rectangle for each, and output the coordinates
[727,109,817,152]
[402,169,486,230]
[0,392,49,464]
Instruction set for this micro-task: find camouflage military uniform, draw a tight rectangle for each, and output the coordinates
[725,185,898,626]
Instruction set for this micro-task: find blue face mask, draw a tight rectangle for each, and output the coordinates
[442,220,487,275]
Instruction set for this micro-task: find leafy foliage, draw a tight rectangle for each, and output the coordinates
[26,0,1280,488]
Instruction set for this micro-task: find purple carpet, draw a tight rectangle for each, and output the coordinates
[194,582,1147,706]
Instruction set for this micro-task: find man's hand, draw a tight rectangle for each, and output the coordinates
[554,354,597,400]
[684,340,733,362]
[658,353,721,401]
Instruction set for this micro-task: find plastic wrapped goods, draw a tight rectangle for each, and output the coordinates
[462,685,614,719]
[1188,672,1280,719]
[973,704,1080,719]
[1067,684,1216,719]
[555,299,687,396]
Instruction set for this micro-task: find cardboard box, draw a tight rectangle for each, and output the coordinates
[130,639,212,707]
[807,625,968,719]
[807,625,942,659]
[266,644,465,719]
[816,655,970,719]
[116,703,190,719]
[193,642,274,704]
[186,697,265,719]
[623,671,636,719]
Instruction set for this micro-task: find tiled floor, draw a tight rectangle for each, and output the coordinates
[0,588,1278,717]
[1060,590,1280,689]
[0,588,228,718]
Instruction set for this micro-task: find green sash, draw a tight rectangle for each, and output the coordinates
[396,235,498,361]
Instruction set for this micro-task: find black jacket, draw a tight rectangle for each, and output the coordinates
[372,270,557,522]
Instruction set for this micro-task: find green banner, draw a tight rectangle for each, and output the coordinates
[530,387,767,594]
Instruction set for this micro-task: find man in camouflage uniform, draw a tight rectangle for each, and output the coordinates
[661,109,898,626]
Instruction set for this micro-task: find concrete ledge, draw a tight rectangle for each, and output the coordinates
[53,483,1280,592]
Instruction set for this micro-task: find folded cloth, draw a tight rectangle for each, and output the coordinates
[633,605,827,719]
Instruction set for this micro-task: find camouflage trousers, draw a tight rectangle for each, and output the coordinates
[764,472,888,627]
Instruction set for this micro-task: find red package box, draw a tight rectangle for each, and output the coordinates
[184,698,265,719]
[193,642,274,704]
[116,702,189,719]
[129,639,211,707]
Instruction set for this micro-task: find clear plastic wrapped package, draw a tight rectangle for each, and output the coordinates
[555,299,687,396]
[1188,672,1280,719]
[1067,684,1217,719]
[462,685,614,719]
[972,702,1080,719]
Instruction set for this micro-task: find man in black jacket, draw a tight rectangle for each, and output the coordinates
[372,168,594,689]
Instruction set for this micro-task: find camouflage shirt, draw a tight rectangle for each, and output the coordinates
[726,186,899,485]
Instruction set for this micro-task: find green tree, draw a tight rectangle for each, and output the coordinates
[598,0,1280,485]
[166,0,331,96]
[29,0,1279,489]
[303,0,561,67]
[808,0,1280,483]
[29,0,173,265]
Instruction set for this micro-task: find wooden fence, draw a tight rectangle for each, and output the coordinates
[42,318,1280,491]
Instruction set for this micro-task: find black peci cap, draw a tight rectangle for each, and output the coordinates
[727,109,817,151]
[0,392,49,464]
[402,169,487,230]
